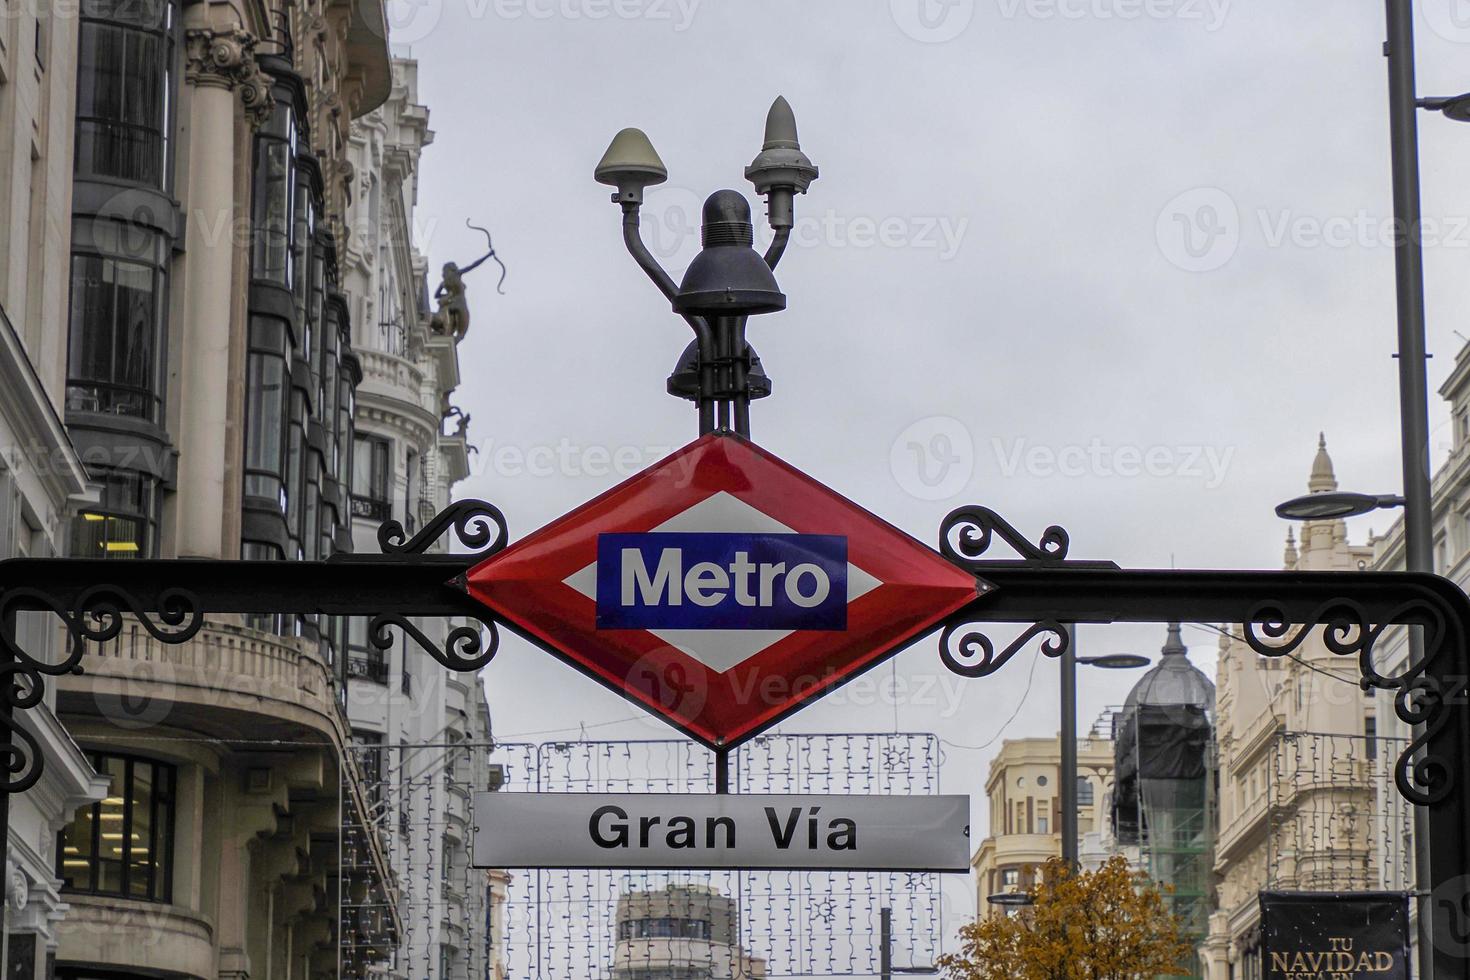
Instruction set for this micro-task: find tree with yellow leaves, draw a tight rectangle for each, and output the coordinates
[940,856,1193,980]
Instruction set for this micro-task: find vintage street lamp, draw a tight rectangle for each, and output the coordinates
[596,98,819,437]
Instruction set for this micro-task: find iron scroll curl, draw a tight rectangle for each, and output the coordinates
[1242,596,1457,808]
[939,619,1070,679]
[0,585,204,792]
[940,506,1069,566]
[376,499,509,560]
[367,612,500,673]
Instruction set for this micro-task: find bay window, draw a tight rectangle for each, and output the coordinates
[58,753,175,902]
[243,318,290,509]
[66,218,168,422]
[71,468,158,559]
[74,0,177,188]
[250,100,297,286]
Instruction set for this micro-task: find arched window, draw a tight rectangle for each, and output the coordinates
[1077,775,1095,807]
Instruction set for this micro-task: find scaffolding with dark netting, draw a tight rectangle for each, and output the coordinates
[1112,624,1216,980]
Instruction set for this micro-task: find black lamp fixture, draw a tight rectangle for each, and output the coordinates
[596,98,819,438]
[668,339,771,402]
[986,892,1036,908]
[1274,491,1406,521]
[671,191,786,318]
[1420,92,1470,124]
[1079,653,1151,670]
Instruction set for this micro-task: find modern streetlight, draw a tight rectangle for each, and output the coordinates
[595,98,818,440]
[1059,628,1151,868]
[1274,491,1405,521]
[984,892,1036,908]
[1353,5,1468,969]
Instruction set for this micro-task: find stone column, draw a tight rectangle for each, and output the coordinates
[176,28,271,559]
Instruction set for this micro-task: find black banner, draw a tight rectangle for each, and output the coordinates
[1260,892,1411,980]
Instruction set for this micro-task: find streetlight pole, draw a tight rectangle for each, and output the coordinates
[1059,626,1079,868]
[1385,2,1437,974]
[1058,634,1149,868]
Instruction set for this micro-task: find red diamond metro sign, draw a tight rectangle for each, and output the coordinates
[465,433,986,749]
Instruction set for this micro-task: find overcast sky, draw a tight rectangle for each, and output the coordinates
[386,0,1470,966]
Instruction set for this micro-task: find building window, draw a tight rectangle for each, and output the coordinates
[404,448,418,532]
[250,100,297,286]
[66,219,169,421]
[1077,776,1095,807]
[1037,816,1049,834]
[74,0,177,188]
[347,619,388,684]
[1365,716,1378,761]
[71,468,158,558]
[353,730,384,810]
[352,435,390,520]
[617,918,713,940]
[243,318,289,508]
[58,752,175,902]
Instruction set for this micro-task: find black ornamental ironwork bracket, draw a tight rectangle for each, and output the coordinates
[0,500,1468,975]
[933,505,1470,977]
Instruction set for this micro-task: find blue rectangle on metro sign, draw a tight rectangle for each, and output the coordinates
[596,532,848,631]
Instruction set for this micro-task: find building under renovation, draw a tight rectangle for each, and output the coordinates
[1113,623,1217,979]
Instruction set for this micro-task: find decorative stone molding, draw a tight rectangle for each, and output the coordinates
[6,862,27,914]
[184,29,275,129]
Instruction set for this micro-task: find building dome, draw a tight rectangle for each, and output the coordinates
[1122,624,1216,712]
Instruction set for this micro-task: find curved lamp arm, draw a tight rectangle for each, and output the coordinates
[620,203,717,433]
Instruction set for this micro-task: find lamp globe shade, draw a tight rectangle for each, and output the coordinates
[745,96,819,195]
[595,128,668,203]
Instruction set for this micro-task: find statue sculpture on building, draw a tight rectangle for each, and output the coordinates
[431,220,506,342]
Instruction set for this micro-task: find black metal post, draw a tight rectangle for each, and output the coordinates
[0,610,13,913]
[880,906,893,980]
[1385,1,1436,973]
[714,749,730,794]
[1059,625,1078,868]
[731,317,751,437]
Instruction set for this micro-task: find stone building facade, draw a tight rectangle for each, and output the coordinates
[0,3,121,973]
[1202,439,1404,980]
[970,734,1116,910]
[338,57,505,980]
[612,883,766,979]
[37,0,413,976]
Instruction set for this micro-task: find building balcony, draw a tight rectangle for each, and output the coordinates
[1216,792,1270,865]
[56,895,215,980]
[348,651,391,685]
[979,833,1060,867]
[56,618,339,743]
[356,347,427,408]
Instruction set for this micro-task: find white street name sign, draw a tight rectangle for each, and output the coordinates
[471,793,970,872]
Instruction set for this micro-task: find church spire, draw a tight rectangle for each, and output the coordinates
[1284,527,1298,568]
[1308,433,1338,494]
[1161,622,1187,658]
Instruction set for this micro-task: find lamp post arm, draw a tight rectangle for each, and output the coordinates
[620,202,718,434]
[764,228,791,269]
[620,202,681,300]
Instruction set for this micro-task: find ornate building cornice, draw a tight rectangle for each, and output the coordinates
[184,28,275,129]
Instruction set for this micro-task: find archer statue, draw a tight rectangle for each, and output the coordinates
[431,220,507,342]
